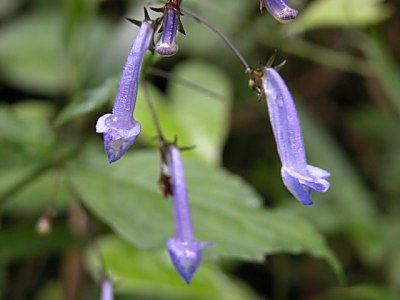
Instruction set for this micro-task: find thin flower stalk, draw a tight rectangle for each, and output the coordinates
[182,8,251,72]
[167,145,211,284]
[262,67,330,205]
[96,20,154,163]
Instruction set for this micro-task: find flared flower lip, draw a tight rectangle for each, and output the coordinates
[167,237,212,284]
[96,114,141,163]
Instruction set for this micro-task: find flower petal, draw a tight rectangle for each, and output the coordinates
[281,167,313,205]
[167,238,211,284]
[100,280,113,300]
[96,114,141,163]
[307,164,331,179]
[261,0,298,23]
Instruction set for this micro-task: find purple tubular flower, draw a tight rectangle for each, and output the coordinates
[100,280,113,300]
[261,0,298,23]
[262,67,330,205]
[167,146,211,284]
[155,3,180,56]
[96,21,154,163]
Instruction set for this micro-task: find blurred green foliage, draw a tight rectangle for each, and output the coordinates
[0,0,399,299]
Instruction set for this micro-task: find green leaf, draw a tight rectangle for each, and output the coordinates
[34,281,63,300]
[1,169,72,215]
[62,0,98,47]
[327,284,398,300]
[387,250,400,291]
[61,0,112,92]
[0,225,80,262]
[0,163,43,205]
[0,101,77,211]
[167,62,232,165]
[55,78,119,126]
[251,28,371,76]
[380,218,400,290]
[88,5,146,85]
[179,0,252,56]
[85,235,258,300]
[360,33,400,116]
[0,101,55,164]
[135,60,232,165]
[350,106,400,196]
[0,0,22,18]
[0,11,65,94]
[68,149,342,279]
[286,0,392,34]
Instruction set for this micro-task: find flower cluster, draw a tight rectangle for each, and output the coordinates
[95,0,330,291]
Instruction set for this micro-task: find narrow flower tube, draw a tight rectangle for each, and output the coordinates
[100,280,113,300]
[96,20,154,163]
[155,1,180,56]
[167,145,211,284]
[262,67,330,205]
[260,0,298,23]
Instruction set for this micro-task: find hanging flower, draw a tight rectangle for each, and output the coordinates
[262,67,330,205]
[96,20,154,163]
[155,0,182,56]
[167,145,211,284]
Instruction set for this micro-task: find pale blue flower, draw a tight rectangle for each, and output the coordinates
[96,20,154,163]
[262,67,330,205]
[260,0,298,23]
[155,1,181,56]
[167,145,211,284]
[100,280,113,300]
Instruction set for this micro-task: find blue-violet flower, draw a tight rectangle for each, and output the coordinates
[262,67,330,205]
[100,280,113,300]
[260,0,298,23]
[96,20,154,163]
[167,145,211,284]
[155,1,180,56]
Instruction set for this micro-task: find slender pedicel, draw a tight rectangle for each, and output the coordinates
[182,8,251,72]
[146,67,224,100]
[141,79,172,197]
[167,145,211,284]
[96,20,154,163]
[100,279,113,300]
[260,0,298,23]
[155,1,181,56]
[262,67,330,205]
